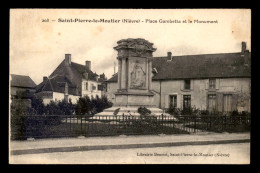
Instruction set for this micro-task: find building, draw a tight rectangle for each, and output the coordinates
[10,74,36,99]
[10,74,37,108]
[105,42,251,113]
[35,54,106,105]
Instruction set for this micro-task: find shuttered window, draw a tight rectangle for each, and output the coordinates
[223,94,232,112]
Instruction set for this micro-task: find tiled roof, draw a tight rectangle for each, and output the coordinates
[11,74,36,88]
[49,60,98,85]
[35,75,79,95]
[106,52,251,82]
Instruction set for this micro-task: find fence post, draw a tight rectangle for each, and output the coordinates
[161,114,164,129]
[81,114,83,135]
[224,115,227,129]
[209,115,211,128]
[194,114,196,133]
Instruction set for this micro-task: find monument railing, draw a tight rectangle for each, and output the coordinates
[10,114,250,140]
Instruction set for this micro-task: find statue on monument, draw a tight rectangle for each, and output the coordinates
[130,60,146,89]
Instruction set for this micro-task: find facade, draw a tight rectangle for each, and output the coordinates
[105,42,251,113]
[10,74,37,108]
[10,74,36,99]
[35,54,106,105]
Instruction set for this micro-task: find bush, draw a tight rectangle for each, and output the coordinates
[137,107,151,116]
[167,107,182,115]
[200,110,209,116]
[181,106,200,115]
[230,110,250,117]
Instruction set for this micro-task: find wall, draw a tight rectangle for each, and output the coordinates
[11,86,36,97]
[105,77,251,112]
[154,79,208,110]
[37,91,79,105]
[81,79,102,99]
[217,78,251,112]
[105,82,118,104]
[154,78,251,112]
[68,95,80,104]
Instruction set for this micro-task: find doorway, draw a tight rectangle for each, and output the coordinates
[208,94,216,112]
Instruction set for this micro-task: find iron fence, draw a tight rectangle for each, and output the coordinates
[10,114,251,140]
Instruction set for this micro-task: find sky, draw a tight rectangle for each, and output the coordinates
[10,9,251,85]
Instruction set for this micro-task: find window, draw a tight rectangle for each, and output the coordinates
[169,95,177,109]
[209,79,216,89]
[208,94,216,112]
[91,84,96,91]
[98,84,103,91]
[85,82,88,90]
[184,80,191,90]
[183,95,191,109]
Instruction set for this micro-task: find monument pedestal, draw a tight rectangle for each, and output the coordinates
[95,106,164,116]
[114,91,155,107]
[96,38,165,116]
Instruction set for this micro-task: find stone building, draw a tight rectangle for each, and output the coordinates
[10,74,37,108]
[35,54,106,105]
[10,74,36,99]
[105,42,251,113]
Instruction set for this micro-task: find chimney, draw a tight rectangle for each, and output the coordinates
[167,52,172,61]
[65,54,71,65]
[85,60,91,71]
[241,42,249,66]
[43,76,48,81]
[241,42,246,54]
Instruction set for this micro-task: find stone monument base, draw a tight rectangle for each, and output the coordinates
[114,91,155,107]
[95,105,166,116]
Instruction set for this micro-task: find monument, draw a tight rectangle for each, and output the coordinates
[97,38,164,116]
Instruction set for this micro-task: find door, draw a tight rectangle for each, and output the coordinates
[208,94,216,112]
[183,95,191,109]
[223,94,232,113]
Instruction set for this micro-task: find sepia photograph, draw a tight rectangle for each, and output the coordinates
[9,9,251,164]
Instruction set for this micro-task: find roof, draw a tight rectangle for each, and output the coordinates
[49,60,98,85]
[106,52,251,82]
[106,73,118,82]
[11,74,36,88]
[35,75,79,95]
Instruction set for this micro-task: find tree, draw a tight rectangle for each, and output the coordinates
[31,97,45,115]
[75,95,113,115]
[75,95,91,115]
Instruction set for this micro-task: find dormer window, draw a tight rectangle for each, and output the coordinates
[184,79,191,90]
[209,79,216,89]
